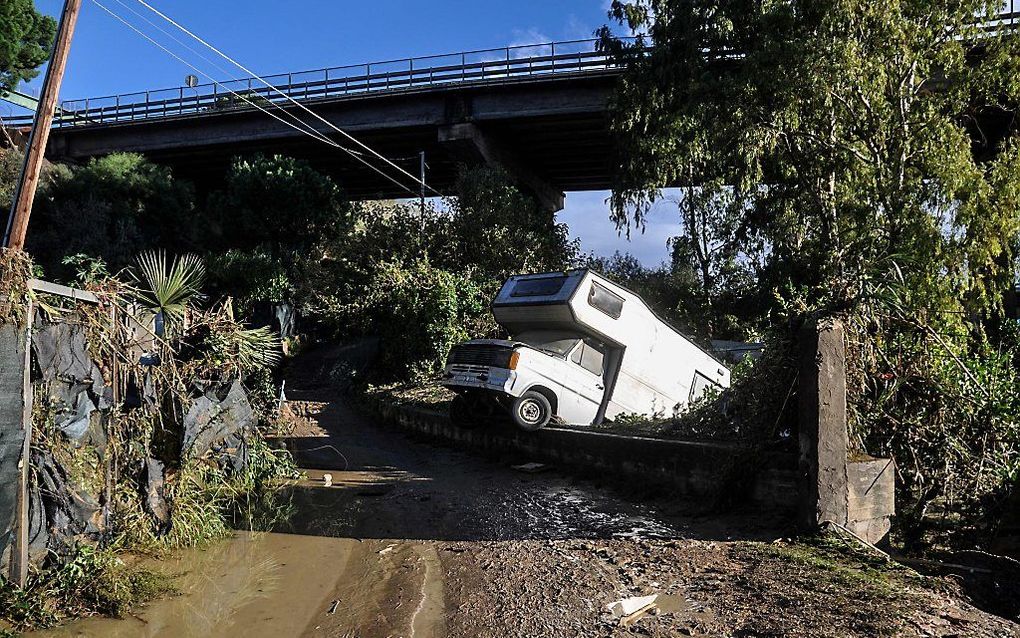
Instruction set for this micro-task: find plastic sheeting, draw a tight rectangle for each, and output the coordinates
[32,314,110,445]
[0,323,27,568]
[182,380,254,459]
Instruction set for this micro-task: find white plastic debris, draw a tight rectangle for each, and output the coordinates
[322,473,333,487]
[606,594,658,619]
[606,593,688,626]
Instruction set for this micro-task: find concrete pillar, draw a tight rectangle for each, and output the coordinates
[438,122,565,213]
[797,316,849,529]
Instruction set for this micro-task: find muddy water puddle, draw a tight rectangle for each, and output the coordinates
[33,531,441,638]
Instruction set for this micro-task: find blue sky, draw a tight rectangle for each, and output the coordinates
[9,0,679,266]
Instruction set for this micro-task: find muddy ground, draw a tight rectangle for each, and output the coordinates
[37,348,1020,637]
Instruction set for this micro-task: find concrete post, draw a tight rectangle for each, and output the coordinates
[797,316,849,529]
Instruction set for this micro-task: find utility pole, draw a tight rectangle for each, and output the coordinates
[419,150,426,222]
[3,0,83,251]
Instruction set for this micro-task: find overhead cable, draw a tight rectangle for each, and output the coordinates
[133,0,444,197]
[107,0,341,150]
[90,0,419,195]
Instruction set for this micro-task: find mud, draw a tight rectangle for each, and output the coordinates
[32,346,1020,637]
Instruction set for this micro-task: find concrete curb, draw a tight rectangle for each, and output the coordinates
[364,395,800,509]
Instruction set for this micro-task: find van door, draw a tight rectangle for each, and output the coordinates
[562,338,607,424]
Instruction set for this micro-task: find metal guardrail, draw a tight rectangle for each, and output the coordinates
[5,4,1018,131]
[4,39,627,129]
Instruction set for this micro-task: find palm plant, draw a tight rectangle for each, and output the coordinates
[232,325,282,372]
[129,250,206,335]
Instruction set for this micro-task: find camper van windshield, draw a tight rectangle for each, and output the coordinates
[514,331,581,357]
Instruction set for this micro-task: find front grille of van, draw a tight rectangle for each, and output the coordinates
[447,344,512,368]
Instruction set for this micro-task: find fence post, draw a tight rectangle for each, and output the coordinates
[797,316,849,530]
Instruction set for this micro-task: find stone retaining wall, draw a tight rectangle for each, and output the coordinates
[367,396,801,509]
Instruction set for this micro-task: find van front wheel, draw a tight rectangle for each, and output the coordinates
[512,391,552,431]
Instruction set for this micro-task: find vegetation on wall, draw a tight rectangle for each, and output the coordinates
[0,249,295,632]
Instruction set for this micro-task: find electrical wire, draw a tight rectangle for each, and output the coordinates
[90,0,420,195]
[107,0,340,150]
[90,0,338,149]
[133,0,444,197]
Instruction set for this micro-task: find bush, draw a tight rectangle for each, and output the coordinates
[366,260,491,379]
[27,153,195,278]
[849,317,1020,548]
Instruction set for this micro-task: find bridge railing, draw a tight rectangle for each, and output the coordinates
[5,5,1017,131]
[4,39,627,129]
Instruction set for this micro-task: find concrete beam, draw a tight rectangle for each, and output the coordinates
[438,122,564,212]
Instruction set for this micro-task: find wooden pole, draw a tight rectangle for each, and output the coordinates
[3,0,83,250]
[10,301,34,587]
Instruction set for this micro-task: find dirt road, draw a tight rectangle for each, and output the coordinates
[39,348,1020,637]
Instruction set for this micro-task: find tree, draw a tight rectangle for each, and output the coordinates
[599,0,1020,544]
[27,153,195,278]
[443,165,578,279]
[0,0,55,95]
[206,154,353,258]
[599,0,1020,317]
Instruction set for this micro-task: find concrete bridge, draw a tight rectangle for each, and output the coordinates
[6,7,1019,209]
[6,40,626,210]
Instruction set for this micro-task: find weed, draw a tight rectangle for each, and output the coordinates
[0,545,175,631]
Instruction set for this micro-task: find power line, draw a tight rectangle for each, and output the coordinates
[89,0,338,149]
[133,0,444,198]
[106,0,339,150]
[90,0,419,195]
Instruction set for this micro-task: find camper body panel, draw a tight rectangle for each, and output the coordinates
[444,270,729,428]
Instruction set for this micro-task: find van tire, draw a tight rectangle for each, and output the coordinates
[512,391,552,431]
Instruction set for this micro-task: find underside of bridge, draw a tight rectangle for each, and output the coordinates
[42,73,622,211]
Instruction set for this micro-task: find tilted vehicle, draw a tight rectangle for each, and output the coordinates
[442,269,730,430]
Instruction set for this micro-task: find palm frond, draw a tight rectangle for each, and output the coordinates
[130,250,206,325]
[234,326,282,372]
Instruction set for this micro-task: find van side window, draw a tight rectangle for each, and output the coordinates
[570,340,605,376]
[588,282,624,319]
[689,372,718,402]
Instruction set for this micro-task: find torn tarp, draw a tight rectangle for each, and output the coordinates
[32,316,110,446]
[143,458,170,529]
[182,380,254,458]
[28,448,102,558]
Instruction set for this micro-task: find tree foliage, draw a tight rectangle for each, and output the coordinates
[27,153,195,278]
[295,165,577,379]
[600,0,1020,544]
[206,154,354,258]
[0,0,55,95]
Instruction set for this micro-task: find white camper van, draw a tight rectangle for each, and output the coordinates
[442,270,730,431]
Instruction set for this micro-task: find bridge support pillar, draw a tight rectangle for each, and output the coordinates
[438,122,564,213]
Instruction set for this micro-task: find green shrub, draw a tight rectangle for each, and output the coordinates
[367,260,491,379]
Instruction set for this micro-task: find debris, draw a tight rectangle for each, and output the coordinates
[379,544,397,555]
[510,462,550,473]
[182,379,254,458]
[143,458,170,528]
[327,599,340,615]
[606,593,689,626]
[607,594,658,626]
[323,473,333,487]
